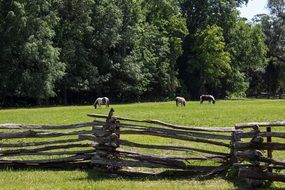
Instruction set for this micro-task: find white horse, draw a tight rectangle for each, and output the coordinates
[200,95,215,104]
[176,97,186,106]
[93,97,110,109]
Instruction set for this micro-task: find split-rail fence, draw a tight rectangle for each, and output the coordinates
[0,108,284,186]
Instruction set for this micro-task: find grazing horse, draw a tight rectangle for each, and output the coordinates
[176,97,186,106]
[93,97,110,109]
[200,95,215,104]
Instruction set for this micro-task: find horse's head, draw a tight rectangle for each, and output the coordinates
[210,95,215,104]
[103,97,110,107]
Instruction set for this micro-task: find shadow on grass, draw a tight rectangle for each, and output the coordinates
[226,179,282,190]
[85,168,285,190]
[215,168,285,190]
[83,168,284,190]
[0,166,284,190]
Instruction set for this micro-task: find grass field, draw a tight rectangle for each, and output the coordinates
[0,99,284,190]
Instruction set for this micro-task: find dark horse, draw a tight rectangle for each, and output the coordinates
[176,97,186,106]
[93,97,110,109]
[200,95,215,104]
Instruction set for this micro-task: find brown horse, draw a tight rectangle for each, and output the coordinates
[176,97,186,106]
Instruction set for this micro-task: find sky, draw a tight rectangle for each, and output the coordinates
[238,0,269,20]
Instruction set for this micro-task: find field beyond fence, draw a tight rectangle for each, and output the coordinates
[0,107,285,188]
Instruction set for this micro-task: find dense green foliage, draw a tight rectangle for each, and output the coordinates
[178,0,268,98]
[0,0,64,102]
[253,0,285,97]
[0,0,283,106]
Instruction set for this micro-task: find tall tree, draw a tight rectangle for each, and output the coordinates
[193,25,231,95]
[178,0,267,98]
[90,0,139,101]
[255,0,285,95]
[0,0,65,104]
[54,0,97,104]
[135,0,187,99]
[227,18,268,97]
[90,0,187,101]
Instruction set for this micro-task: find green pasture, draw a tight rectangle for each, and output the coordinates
[0,99,284,190]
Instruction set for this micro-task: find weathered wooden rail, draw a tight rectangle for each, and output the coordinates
[87,108,233,177]
[0,121,96,169]
[233,121,285,185]
[0,108,284,187]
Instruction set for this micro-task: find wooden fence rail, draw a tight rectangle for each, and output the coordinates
[0,121,97,168]
[235,121,285,129]
[87,114,236,132]
[0,122,98,130]
[233,121,285,185]
[87,109,233,176]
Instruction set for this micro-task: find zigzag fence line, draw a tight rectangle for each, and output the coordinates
[0,108,284,186]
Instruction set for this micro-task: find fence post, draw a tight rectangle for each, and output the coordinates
[238,125,264,186]
[230,128,241,165]
[92,108,120,172]
[266,126,273,173]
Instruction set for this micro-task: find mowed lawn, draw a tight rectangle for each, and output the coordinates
[0,99,284,190]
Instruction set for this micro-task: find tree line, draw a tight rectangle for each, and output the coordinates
[0,0,284,106]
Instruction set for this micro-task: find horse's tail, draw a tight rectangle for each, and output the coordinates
[200,96,203,104]
[175,98,178,106]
